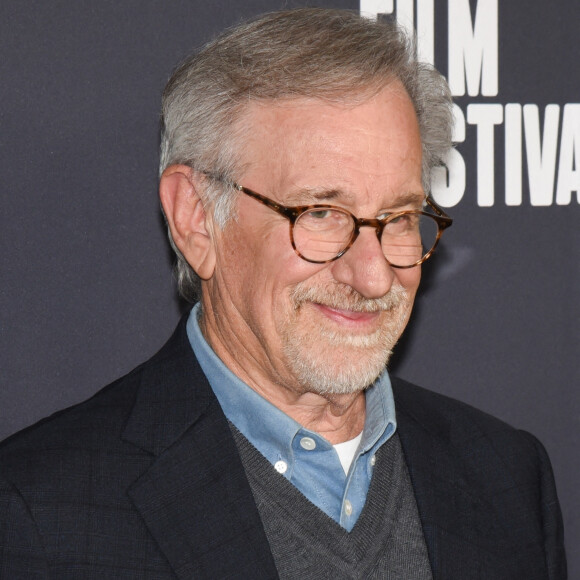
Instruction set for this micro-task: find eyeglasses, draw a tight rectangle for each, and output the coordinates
[232,183,453,267]
[210,174,452,268]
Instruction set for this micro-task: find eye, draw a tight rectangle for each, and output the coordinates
[308,209,333,219]
[297,208,352,232]
[385,213,419,234]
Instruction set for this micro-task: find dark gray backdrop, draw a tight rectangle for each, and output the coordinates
[1,1,578,575]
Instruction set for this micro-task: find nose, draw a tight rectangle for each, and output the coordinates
[329,228,395,299]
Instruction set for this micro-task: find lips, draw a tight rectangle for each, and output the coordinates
[312,302,382,327]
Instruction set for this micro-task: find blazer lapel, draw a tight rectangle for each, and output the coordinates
[395,397,485,579]
[392,378,546,580]
[121,317,278,579]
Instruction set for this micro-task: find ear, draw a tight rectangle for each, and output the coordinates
[159,165,216,280]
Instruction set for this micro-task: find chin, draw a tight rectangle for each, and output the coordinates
[282,327,399,395]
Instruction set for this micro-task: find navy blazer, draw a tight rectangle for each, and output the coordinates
[0,316,566,579]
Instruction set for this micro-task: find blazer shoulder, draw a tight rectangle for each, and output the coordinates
[0,314,196,472]
[391,375,524,437]
[0,362,145,476]
[390,375,552,474]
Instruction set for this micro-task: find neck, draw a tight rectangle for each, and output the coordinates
[272,390,366,444]
[199,303,366,445]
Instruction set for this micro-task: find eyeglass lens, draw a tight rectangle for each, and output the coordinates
[292,209,439,266]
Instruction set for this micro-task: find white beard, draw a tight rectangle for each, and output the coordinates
[281,282,412,395]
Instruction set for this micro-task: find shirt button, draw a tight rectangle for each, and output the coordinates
[371,454,376,466]
[299,437,316,451]
[344,500,353,516]
[274,460,288,474]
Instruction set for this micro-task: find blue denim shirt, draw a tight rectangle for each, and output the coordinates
[187,304,397,531]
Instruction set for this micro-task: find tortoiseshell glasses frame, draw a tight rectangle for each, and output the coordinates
[204,173,453,268]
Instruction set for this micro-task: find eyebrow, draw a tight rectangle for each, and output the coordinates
[387,191,426,209]
[285,188,347,205]
[286,187,425,210]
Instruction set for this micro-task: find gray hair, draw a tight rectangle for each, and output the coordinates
[160,8,453,302]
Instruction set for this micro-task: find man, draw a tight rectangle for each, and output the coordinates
[0,8,566,579]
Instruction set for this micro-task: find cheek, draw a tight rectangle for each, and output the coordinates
[218,219,322,310]
[395,266,421,297]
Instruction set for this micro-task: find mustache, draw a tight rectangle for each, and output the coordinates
[290,282,408,313]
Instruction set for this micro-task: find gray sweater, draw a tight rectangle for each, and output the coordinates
[232,425,433,579]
